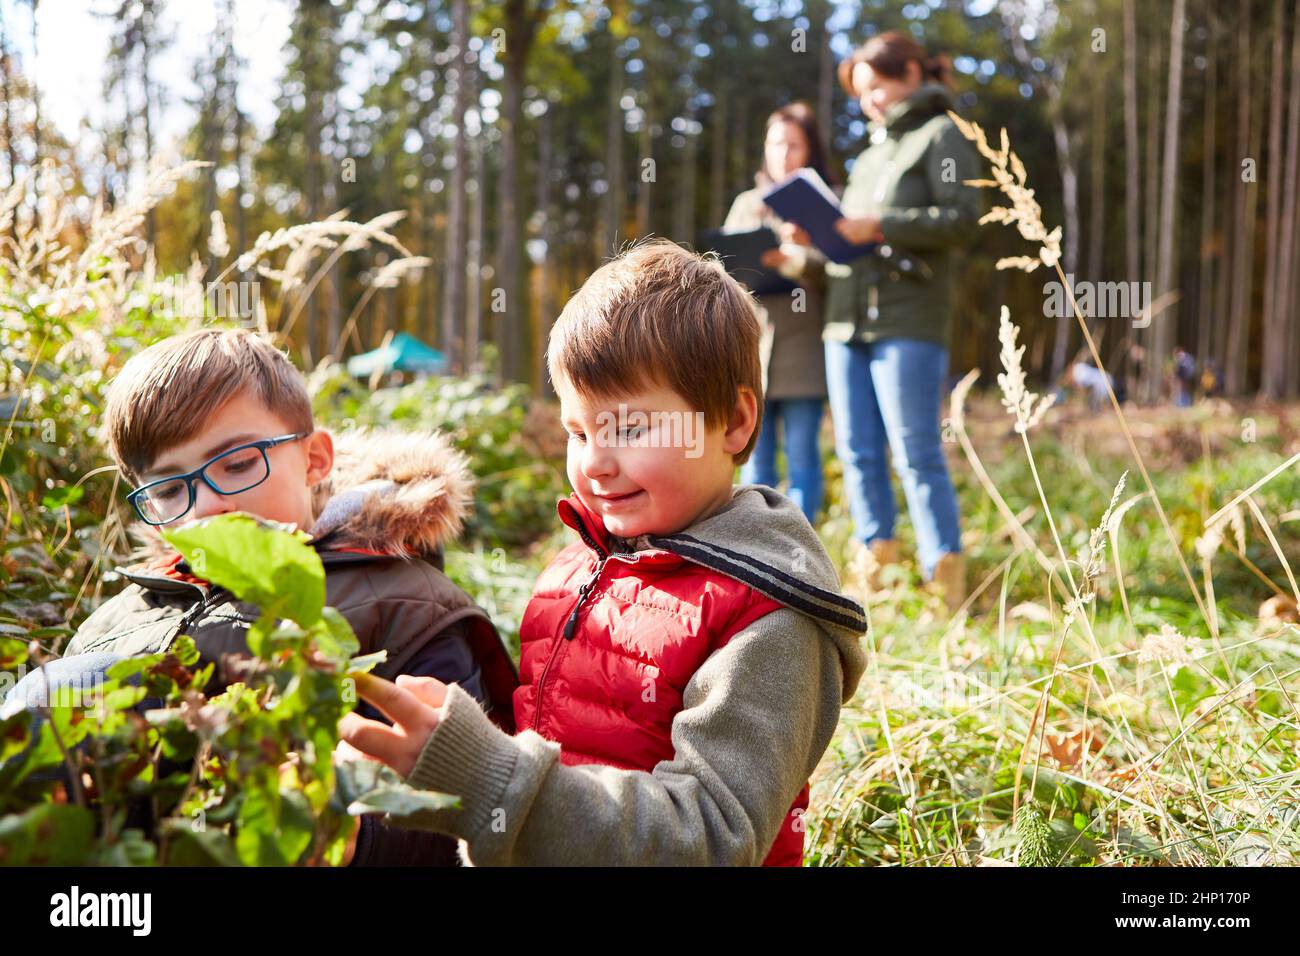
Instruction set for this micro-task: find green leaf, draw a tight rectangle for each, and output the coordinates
[314,607,360,665]
[163,514,325,626]
[348,785,460,819]
[170,634,200,667]
[159,819,242,866]
[0,804,95,865]
[40,486,84,510]
[345,651,387,676]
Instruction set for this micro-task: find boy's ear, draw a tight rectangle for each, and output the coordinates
[304,429,334,486]
[722,386,759,456]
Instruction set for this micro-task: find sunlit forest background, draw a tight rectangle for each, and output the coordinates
[3,0,1298,398]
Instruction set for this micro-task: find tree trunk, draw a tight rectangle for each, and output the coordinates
[1085,28,1106,287]
[496,0,540,385]
[1152,0,1186,391]
[1195,6,1216,373]
[708,83,727,227]
[1263,0,1299,397]
[1121,0,1141,389]
[442,0,469,372]
[536,101,554,396]
[602,37,624,256]
[1141,30,1162,401]
[1226,0,1256,395]
[466,64,484,373]
[635,95,652,237]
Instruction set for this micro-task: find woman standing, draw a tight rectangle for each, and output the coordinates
[724,102,833,523]
[798,32,981,610]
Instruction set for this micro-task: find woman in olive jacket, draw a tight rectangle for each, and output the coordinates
[722,102,832,523]
[790,33,982,609]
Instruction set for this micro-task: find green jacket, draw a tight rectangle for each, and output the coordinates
[824,83,983,347]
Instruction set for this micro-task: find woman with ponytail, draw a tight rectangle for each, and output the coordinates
[786,31,981,611]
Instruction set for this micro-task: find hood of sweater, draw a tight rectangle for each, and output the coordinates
[557,484,869,702]
[124,426,475,574]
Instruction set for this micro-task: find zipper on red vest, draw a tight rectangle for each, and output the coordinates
[535,554,605,730]
[562,556,607,640]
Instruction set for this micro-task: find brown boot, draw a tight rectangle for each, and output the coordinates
[849,537,900,595]
[928,551,967,613]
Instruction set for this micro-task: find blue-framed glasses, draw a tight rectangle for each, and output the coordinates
[126,432,311,526]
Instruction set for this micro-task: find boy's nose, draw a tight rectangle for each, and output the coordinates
[580,441,618,480]
[191,481,234,519]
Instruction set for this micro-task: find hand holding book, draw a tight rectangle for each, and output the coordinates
[760,168,879,264]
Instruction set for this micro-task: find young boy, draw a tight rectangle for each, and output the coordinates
[37,328,518,866]
[339,240,868,865]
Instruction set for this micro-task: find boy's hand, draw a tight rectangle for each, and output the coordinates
[337,672,447,778]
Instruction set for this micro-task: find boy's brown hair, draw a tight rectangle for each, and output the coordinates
[104,328,315,482]
[546,239,764,463]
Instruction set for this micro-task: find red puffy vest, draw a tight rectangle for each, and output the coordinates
[514,494,809,866]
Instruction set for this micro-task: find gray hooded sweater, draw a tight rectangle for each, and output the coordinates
[392,483,868,865]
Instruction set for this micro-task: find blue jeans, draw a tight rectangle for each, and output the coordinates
[824,337,962,579]
[740,397,825,522]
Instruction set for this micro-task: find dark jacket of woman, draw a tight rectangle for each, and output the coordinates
[824,83,983,347]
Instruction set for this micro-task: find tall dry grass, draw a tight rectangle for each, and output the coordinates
[806,118,1300,866]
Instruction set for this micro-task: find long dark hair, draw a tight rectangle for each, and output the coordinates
[837,31,953,96]
[755,101,836,188]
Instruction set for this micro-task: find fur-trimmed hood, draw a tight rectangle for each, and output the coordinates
[127,426,475,568]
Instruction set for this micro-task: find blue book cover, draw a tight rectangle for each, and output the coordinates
[759,168,878,265]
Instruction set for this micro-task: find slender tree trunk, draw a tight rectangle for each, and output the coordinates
[635,94,652,236]
[418,0,438,347]
[1086,35,1106,286]
[496,0,540,384]
[602,37,624,257]
[672,112,697,244]
[536,102,554,396]
[1141,32,1162,400]
[1152,0,1186,391]
[140,0,156,249]
[1195,8,1216,373]
[1226,0,1256,395]
[28,0,38,188]
[1122,0,1141,389]
[815,1,833,159]
[442,0,469,372]
[1260,0,1285,395]
[1271,0,1300,398]
[466,73,484,373]
[708,83,727,227]
[0,9,18,190]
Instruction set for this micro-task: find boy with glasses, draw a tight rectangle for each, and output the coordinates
[9,328,517,866]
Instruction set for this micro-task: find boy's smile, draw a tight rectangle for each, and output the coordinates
[555,374,758,540]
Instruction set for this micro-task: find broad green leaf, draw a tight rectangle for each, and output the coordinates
[163,513,325,626]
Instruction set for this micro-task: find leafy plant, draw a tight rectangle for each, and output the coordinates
[0,513,454,865]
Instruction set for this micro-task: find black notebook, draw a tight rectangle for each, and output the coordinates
[759,168,877,265]
[697,226,798,296]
